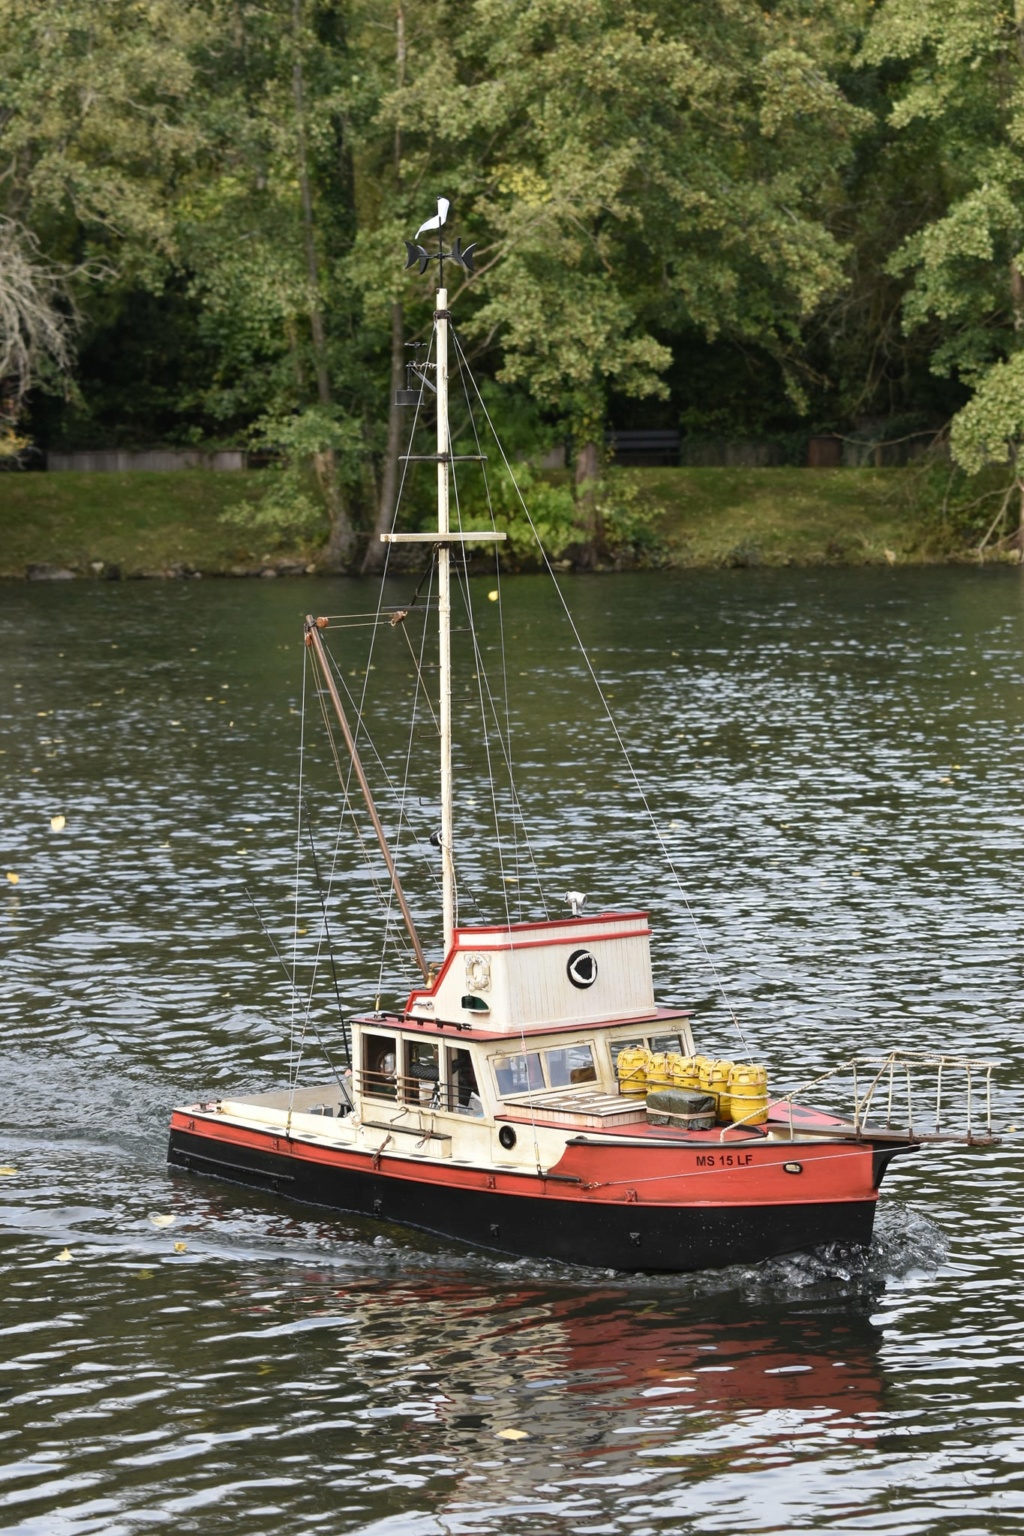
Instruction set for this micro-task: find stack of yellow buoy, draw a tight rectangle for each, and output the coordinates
[616,1046,651,1097]
[726,1063,770,1126]
[620,1047,770,1125]
[642,1052,708,1093]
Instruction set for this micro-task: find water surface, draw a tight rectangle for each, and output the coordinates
[1,568,1023,1534]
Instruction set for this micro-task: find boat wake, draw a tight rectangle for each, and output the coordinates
[470,1198,950,1302]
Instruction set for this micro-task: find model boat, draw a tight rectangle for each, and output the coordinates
[168,203,996,1272]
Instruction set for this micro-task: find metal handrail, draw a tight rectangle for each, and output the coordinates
[719,1051,998,1143]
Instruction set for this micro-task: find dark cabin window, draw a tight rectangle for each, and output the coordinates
[404,1040,439,1105]
[448,1047,483,1115]
[363,1033,398,1099]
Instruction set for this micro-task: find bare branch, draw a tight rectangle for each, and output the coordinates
[0,218,78,422]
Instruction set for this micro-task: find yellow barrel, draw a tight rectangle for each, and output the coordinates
[727,1063,770,1126]
[693,1055,715,1089]
[616,1046,651,1097]
[673,1055,702,1090]
[699,1058,735,1121]
[646,1051,677,1092]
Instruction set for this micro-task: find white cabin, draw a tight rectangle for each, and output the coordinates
[404,912,657,1033]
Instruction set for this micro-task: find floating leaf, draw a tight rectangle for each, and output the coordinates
[57,1248,72,1263]
[149,1213,175,1229]
[173,1241,188,1253]
[50,815,66,832]
[6,872,18,885]
[0,1167,17,1176]
[496,1427,529,1440]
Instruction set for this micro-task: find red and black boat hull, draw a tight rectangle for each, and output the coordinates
[167,1113,903,1273]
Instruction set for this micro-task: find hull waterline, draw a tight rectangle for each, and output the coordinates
[167,1115,904,1273]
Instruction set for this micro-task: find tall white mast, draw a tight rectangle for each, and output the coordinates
[387,200,503,960]
[435,286,455,951]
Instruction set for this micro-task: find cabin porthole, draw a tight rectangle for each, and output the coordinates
[499,1126,517,1150]
[783,1162,804,1175]
[566,948,598,989]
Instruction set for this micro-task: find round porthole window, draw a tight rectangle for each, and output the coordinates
[499,1125,517,1150]
[566,948,598,989]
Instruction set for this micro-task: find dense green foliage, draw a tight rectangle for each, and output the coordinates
[2,0,1023,564]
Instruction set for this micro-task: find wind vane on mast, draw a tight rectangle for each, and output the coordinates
[404,195,477,282]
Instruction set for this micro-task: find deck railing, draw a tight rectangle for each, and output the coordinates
[722,1051,999,1143]
[354,1068,478,1115]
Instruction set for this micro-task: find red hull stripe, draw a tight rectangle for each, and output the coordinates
[169,1112,879,1209]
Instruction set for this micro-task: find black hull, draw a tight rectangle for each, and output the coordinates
[167,1127,881,1274]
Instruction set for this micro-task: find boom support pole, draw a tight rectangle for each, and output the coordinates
[305,615,430,982]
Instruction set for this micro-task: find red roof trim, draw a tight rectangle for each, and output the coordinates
[454,910,647,938]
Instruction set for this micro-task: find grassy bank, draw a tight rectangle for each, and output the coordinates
[0,463,990,577]
[641,465,949,567]
[0,470,294,578]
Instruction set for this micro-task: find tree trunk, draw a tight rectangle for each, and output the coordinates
[570,438,602,569]
[293,0,355,570]
[361,4,407,575]
[362,300,405,573]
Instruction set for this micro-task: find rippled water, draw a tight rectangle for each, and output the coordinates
[2,568,1023,1535]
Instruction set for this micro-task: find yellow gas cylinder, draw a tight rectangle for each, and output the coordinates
[616,1046,651,1097]
[673,1055,702,1090]
[699,1058,735,1121]
[693,1054,715,1089]
[727,1063,770,1126]
[646,1052,677,1092]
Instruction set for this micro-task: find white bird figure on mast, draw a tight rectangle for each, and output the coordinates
[415,197,450,237]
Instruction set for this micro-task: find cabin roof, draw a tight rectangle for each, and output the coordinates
[349,1005,692,1044]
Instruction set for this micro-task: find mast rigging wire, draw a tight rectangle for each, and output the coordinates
[303,799,352,1063]
[244,887,349,1090]
[452,333,549,919]
[451,327,753,1060]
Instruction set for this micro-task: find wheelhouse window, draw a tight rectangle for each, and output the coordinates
[544,1043,597,1087]
[610,1038,643,1070]
[492,1051,544,1098]
[449,1047,484,1116]
[404,1040,439,1106]
[611,1033,683,1068]
[362,1033,398,1099]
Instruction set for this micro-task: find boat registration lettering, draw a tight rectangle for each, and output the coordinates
[695,1152,754,1168]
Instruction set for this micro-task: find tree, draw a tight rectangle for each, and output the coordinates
[0,0,213,451]
[410,0,868,562]
[862,0,1024,547]
[171,0,360,564]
